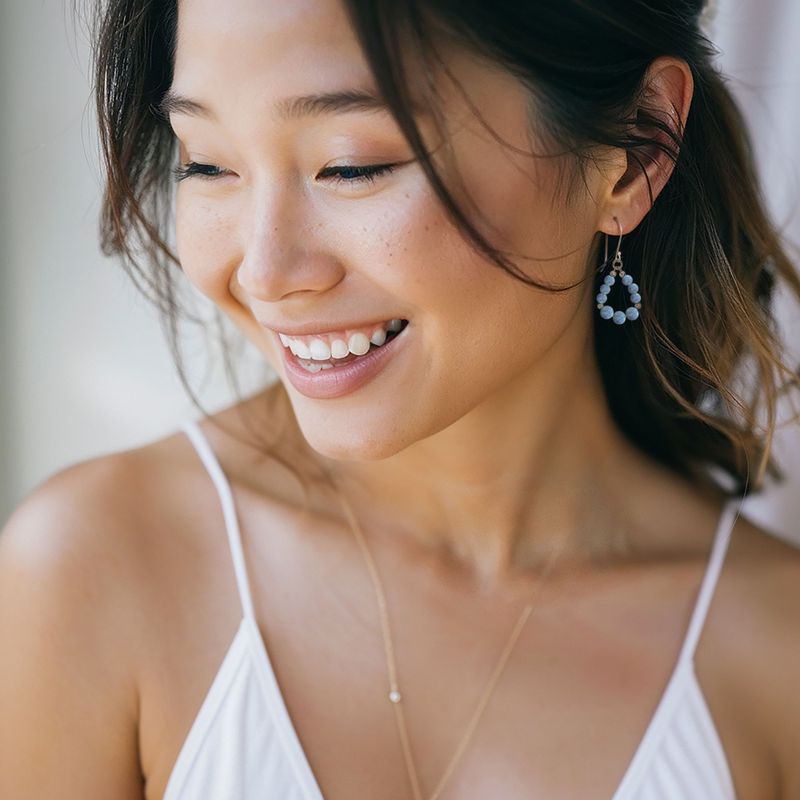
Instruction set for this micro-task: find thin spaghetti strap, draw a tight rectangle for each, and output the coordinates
[678,494,745,667]
[180,418,257,623]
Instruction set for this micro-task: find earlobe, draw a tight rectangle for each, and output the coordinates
[606,56,694,232]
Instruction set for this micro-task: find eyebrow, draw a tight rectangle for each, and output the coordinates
[158,88,415,121]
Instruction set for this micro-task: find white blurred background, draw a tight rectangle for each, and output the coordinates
[1,1,798,542]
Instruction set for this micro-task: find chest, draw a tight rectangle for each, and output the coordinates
[139,545,773,800]
[250,590,770,799]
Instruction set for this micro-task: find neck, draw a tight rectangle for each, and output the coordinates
[283,340,659,593]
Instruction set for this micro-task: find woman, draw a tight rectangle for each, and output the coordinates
[1,0,799,797]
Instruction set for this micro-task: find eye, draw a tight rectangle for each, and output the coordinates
[172,161,231,182]
[172,161,399,185]
[317,163,397,186]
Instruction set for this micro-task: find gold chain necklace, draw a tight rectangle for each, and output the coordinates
[320,467,570,800]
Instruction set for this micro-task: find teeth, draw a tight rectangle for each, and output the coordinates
[298,360,335,372]
[281,318,405,361]
[348,332,371,356]
[331,338,350,359]
[289,339,312,359]
[308,338,331,360]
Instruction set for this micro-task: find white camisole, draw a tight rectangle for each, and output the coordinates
[163,418,742,799]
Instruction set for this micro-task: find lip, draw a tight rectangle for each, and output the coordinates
[278,322,411,399]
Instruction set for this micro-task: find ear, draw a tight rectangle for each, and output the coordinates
[600,56,694,236]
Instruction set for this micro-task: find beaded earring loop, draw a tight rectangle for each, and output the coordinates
[595,217,642,325]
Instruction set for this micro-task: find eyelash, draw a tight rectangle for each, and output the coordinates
[171,161,397,185]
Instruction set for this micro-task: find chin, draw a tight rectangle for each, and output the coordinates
[298,423,409,463]
[286,402,421,463]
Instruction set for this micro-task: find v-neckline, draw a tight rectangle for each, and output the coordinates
[238,496,736,800]
[244,615,327,800]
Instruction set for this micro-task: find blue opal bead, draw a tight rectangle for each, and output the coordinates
[597,264,641,324]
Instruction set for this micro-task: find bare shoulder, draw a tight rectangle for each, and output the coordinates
[720,512,800,799]
[0,445,167,798]
[1,443,161,574]
[0,435,195,603]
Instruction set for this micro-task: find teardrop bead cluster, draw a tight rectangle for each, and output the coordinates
[596,250,642,325]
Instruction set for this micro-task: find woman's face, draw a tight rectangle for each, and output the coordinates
[168,0,614,461]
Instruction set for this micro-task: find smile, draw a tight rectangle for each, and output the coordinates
[278,318,406,362]
[280,319,411,399]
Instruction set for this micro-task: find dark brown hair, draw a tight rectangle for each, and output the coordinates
[90,0,800,497]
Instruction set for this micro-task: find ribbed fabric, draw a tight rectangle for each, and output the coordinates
[164,418,741,800]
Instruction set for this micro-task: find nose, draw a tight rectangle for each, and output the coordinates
[235,188,344,302]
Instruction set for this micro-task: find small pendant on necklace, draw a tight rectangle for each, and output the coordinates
[389,689,402,703]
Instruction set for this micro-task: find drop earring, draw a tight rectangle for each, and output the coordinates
[596,217,642,324]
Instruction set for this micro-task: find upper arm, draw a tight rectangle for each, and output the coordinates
[775,560,800,800]
[0,458,147,800]
[746,535,800,800]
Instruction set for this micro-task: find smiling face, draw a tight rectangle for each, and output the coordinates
[168,0,615,462]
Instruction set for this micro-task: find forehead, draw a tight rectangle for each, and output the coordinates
[169,0,539,166]
[173,0,373,98]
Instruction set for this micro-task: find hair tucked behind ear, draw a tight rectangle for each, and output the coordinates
[338,0,800,497]
[90,0,800,497]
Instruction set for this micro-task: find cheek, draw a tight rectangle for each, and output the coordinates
[380,174,589,407]
[449,142,584,288]
[386,162,580,325]
[175,191,240,304]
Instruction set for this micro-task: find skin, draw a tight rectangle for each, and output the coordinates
[1,1,798,798]
[168,0,693,588]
